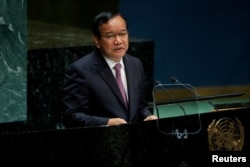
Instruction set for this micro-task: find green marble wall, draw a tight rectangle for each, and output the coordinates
[0,0,27,123]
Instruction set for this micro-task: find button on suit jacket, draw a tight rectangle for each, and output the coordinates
[62,48,152,128]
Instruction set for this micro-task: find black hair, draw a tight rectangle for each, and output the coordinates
[91,11,128,38]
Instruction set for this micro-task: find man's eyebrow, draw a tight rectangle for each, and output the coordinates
[104,29,127,34]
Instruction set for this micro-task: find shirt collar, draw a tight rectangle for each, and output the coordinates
[103,56,125,70]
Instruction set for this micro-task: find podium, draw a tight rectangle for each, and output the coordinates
[0,83,249,166]
[0,105,249,166]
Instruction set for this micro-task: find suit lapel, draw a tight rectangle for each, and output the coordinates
[123,56,134,109]
[94,54,128,109]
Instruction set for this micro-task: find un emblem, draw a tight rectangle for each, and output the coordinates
[207,117,244,151]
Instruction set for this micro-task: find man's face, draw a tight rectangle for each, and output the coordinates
[93,15,129,62]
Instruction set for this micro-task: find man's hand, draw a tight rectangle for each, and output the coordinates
[144,115,158,121]
[107,118,128,126]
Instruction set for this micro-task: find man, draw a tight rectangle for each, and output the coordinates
[62,11,157,128]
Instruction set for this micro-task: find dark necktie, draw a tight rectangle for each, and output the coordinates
[114,63,128,105]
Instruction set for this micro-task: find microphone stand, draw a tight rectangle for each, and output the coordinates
[153,81,188,138]
[153,81,204,166]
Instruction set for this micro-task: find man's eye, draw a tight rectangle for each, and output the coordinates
[106,35,114,38]
[119,33,126,37]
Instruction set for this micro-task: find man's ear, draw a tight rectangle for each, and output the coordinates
[93,36,100,48]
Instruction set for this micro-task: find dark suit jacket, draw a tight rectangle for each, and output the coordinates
[62,48,152,128]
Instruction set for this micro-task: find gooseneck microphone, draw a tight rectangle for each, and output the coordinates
[170,77,179,84]
[170,77,201,97]
[155,80,175,100]
[154,80,186,115]
[154,80,188,139]
[169,77,202,138]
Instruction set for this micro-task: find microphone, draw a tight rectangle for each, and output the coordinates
[155,80,175,100]
[169,78,203,138]
[154,80,188,139]
[170,77,201,97]
[170,76,215,109]
[170,77,179,84]
[154,80,186,115]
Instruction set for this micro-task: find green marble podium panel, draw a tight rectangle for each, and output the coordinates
[0,0,27,123]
